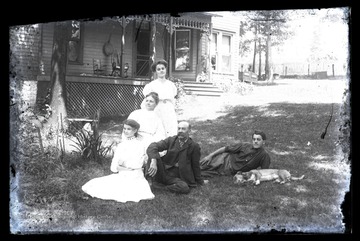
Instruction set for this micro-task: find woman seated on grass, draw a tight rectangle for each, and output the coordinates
[82,119,155,203]
[124,92,166,149]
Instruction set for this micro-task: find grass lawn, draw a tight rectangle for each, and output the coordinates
[10,79,351,234]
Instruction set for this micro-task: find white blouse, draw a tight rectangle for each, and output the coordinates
[110,137,147,172]
[127,109,166,141]
[143,79,177,103]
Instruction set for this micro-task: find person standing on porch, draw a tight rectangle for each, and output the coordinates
[142,60,178,137]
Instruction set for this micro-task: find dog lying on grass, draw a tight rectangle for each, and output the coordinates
[233,169,305,185]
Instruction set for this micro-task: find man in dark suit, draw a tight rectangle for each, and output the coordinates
[146,121,204,194]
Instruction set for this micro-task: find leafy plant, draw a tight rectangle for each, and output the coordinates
[67,110,114,163]
[68,127,114,163]
[169,76,188,110]
[213,77,254,95]
[196,55,209,82]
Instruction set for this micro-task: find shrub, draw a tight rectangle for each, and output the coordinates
[67,121,114,163]
[17,141,72,205]
[169,76,188,110]
[213,77,254,95]
[16,114,112,206]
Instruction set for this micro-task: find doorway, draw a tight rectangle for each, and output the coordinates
[135,21,151,77]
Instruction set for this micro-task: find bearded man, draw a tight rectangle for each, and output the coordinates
[146,121,204,194]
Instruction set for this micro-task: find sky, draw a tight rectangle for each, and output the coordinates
[220,8,350,65]
[272,8,350,64]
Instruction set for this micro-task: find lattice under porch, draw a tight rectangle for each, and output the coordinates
[66,82,144,119]
[37,75,149,120]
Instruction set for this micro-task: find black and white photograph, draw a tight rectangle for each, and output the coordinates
[9,5,352,235]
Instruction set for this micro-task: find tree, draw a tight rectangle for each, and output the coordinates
[44,21,70,133]
[252,10,291,81]
[237,12,258,73]
[238,10,292,81]
[238,21,252,59]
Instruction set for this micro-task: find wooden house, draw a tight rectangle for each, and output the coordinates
[34,13,215,119]
[209,12,240,82]
[210,12,258,83]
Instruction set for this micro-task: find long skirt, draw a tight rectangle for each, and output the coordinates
[82,169,155,203]
[155,101,178,137]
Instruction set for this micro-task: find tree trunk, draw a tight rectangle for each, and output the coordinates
[46,21,69,132]
[265,35,269,79]
[265,32,273,82]
[265,33,274,81]
[252,24,257,73]
[252,41,257,73]
[258,38,262,80]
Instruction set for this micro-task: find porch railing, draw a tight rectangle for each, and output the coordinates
[126,14,211,33]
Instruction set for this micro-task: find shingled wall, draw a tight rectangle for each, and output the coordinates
[9,24,41,108]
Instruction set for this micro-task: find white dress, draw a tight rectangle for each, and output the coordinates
[127,109,166,149]
[142,79,178,137]
[81,137,155,203]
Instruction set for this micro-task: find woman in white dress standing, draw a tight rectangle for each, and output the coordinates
[142,60,178,137]
[81,119,155,203]
[126,92,166,149]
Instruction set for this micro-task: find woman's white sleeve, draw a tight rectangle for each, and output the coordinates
[172,82,178,97]
[110,146,121,172]
[143,83,151,96]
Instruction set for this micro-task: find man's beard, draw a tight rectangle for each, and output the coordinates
[178,132,186,138]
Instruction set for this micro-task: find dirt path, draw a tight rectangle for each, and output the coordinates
[177,78,348,122]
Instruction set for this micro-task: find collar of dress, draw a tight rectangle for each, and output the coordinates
[126,136,137,141]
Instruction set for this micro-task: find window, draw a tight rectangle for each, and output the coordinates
[211,32,232,73]
[174,29,191,71]
[221,34,231,72]
[210,33,218,71]
[68,20,84,64]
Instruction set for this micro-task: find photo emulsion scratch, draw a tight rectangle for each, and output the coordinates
[9,7,351,234]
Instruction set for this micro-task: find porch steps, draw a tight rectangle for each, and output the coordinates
[183,81,223,97]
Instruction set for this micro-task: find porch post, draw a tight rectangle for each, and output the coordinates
[168,16,173,77]
[208,22,212,83]
[197,31,202,77]
[150,15,156,79]
[120,16,126,78]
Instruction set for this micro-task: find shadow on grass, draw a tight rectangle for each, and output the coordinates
[190,102,349,163]
[66,101,349,233]
[14,101,350,234]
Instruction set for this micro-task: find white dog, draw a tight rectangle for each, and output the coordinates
[234,169,305,185]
